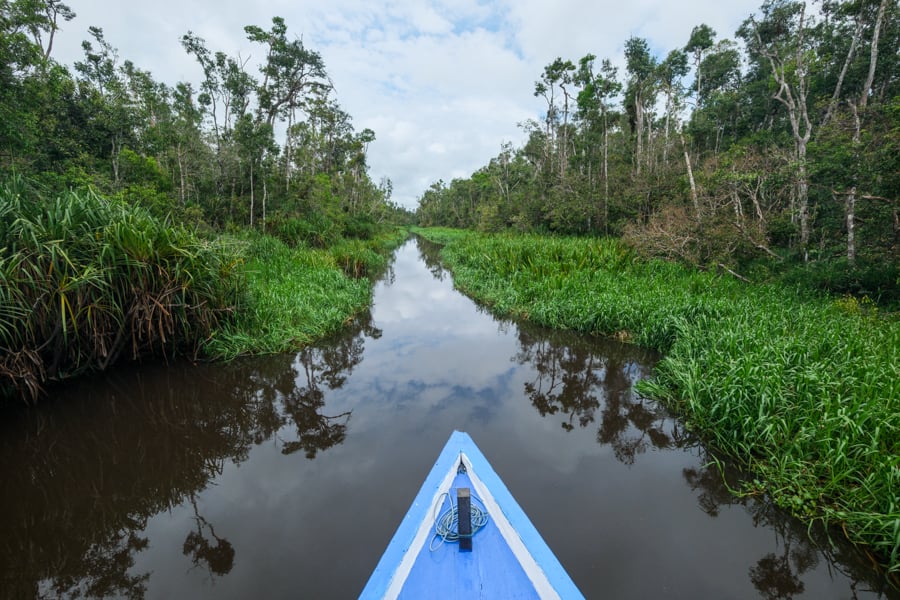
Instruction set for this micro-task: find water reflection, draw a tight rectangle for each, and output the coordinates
[512,321,685,465]
[682,447,897,598]
[183,495,235,579]
[0,312,378,598]
[279,313,381,458]
[415,235,450,281]
[508,310,896,596]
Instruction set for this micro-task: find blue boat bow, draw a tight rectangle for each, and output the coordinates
[360,431,585,599]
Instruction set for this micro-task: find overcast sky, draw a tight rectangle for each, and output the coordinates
[52,0,763,209]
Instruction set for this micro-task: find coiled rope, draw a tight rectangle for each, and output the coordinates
[429,490,489,551]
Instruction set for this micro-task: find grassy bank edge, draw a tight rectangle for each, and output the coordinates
[0,174,408,401]
[203,227,409,359]
[412,227,900,582]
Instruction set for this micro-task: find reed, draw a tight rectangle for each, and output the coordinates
[0,178,244,401]
[417,228,900,579]
[1,173,406,399]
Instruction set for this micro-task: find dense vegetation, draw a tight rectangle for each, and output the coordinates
[0,176,404,402]
[413,1,899,577]
[206,228,407,359]
[415,227,899,580]
[0,2,411,401]
[0,178,244,400]
[415,0,898,305]
[1,2,412,228]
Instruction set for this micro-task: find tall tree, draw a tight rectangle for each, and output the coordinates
[739,0,815,251]
[685,24,716,105]
[624,37,657,178]
[657,49,689,166]
[534,58,576,179]
[75,26,133,186]
[575,54,621,233]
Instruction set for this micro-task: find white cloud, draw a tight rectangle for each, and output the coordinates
[52,0,764,209]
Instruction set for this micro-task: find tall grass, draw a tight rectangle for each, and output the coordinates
[417,228,900,580]
[203,225,408,357]
[1,178,244,401]
[203,233,373,358]
[1,173,407,400]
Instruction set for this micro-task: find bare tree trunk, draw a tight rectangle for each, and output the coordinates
[732,189,744,227]
[603,110,610,234]
[663,88,672,166]
[177,144,186,204]
[285,109,293,193]
[860,0,888,110]
[797,141,810,248]
[845,189,856,265]
[750,178,765,223]
[634,94,644,177]
[249,161,255,228]
[680,132,699,219]
[822,14,863,128]
[560,87,571,177]
[756,4,813,251]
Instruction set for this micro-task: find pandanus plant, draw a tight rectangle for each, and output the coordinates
[0,177,244,402]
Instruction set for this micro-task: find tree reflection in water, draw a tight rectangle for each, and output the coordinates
[513,321,677,464]
[0,310,379,598]
[513,320,898,598]
[183,495,235,579]
[415,235,450,281]
[278,313,380,458]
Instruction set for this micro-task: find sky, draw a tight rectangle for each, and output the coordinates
[51,0,764,210]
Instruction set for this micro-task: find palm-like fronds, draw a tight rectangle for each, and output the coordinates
[0,180,244,401]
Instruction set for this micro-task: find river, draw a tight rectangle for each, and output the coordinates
[1,237,895,599]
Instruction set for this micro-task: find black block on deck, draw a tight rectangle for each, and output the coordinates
[458,487,472,552]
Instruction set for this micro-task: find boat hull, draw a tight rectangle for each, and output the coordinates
[359,431,584,599]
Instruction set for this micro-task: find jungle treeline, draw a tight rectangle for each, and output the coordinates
[0,1,409,400]
[0,1,411,234]
[415,0,899,305]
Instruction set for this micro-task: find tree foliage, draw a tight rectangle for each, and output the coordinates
[0,4,410,237]
[416,0,899,304]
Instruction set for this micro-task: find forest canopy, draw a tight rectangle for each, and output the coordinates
[0,0,410,232]
[415,0,899,304]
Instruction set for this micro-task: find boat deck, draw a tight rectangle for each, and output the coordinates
[360,431,584,599]
[399,469,542,598]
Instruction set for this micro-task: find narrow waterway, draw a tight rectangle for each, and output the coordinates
[1,238,894,599]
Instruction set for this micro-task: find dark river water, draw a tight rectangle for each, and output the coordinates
[2,237,896,599]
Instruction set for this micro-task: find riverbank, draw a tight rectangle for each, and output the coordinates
[413,227,899,582]
[0,178,407,402]
[204,228,408,359]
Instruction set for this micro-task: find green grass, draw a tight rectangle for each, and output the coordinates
[1,173,408,400]
[416,228,900,580]
[203,233,374,358]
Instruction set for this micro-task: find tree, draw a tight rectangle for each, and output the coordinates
[815,0,893,265]
[624,37,658,178]
[575,54,621,233]
[75,26,134,186]
[534,58,576,179]
[657,49,689,166]
[23,0,73,64]
[685,24,716,105]
[739,1,815,252]
[245,17,328,128]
